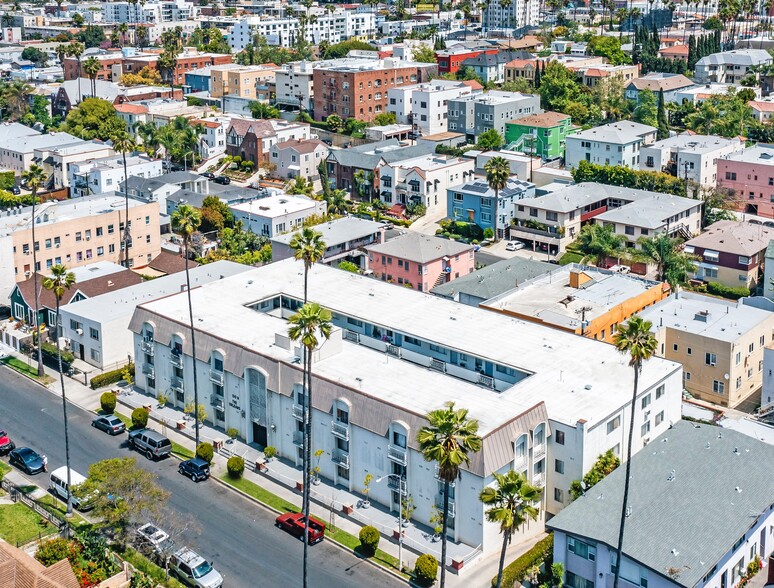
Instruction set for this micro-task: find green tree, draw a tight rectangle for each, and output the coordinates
[632,88,657,126]
[373,112,397,126]
[61,98,125,141]
[171,205,203,447]
[21,47,48,67]
[200,195,233,233]
[42,264,76,515]
[588,35,631,64]
[287,176,315,196]
[82,56,101,97]
[484,156,510,241]
[656,89,669,140]
[480,471,542,588]
[417,403,482,588]
[576,223,626,263]
[72,12,84,26]
[249,102,280,119]
[22,164,47,377]
[75,25,105,48]
[636,233,695,290]
[412,44,438,63]
[322,40,377,59]
[111,132,136,267]
[289,227,326,303]
[477,128,503,151]
[326,113,344,133]
[569,449,620,499]
[611,317,657,588]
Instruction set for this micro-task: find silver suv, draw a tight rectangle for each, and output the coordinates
[169,547,223,588]
[127,428,172,460]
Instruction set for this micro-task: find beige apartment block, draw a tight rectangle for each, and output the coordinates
[211,64,277,99]
[0,194,160,301]
[640,292,774,408]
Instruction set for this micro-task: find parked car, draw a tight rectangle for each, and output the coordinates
[136,523,172,556]
[92,414,126,435]
[178,457,210,482]
[609,264,631,274]
[275,512,326,544]
[0,429,15,455]
[321,138,333,146]
[10,185,20,195]
[49,466,94,511]
[200,172,215,179]
[0,305,10,320]
[169,547,223,588]
[9,447,45,474]
[128,429,172,460]
[213,175,230,185]
[505,240,525,251]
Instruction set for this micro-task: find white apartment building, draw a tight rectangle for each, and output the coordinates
[482,0,539,31]
[192,117,229,161]
[102,0,197,23]
[378,154,475,214]
[694,49,773,84]
[565,121,658,170]
[128,259,683,561]
[68,154,163,198]
[275,60,315,112]
[229,195,326,238]
[640,134,745,190]
[0,130,83,177]
[33,140,116,191]
[387,80,473,136]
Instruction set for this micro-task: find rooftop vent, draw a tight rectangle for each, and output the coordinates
[694,310,710,322]
[667,469,675,481]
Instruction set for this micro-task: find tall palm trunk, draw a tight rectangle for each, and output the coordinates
[183,240,201,448]
[302,344,312,588]
[54,297,73,515]
[613,362,639,588]
[31,193,44,377]
[495,529,510,588]
[440,479,450,588]
[493,188,499,241]
[122,151,130,268]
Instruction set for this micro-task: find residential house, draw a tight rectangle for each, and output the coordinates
[114,103,151,133]
[269,139,329,183]
[386,80,474,136]
[69,153,163,198]
[749,98,774,123]
[481,264,669,340]
[0,539,80,588]
[128,258,683,553]
[210,64,277,102]
[189,117,228,160]
[503,58,539,84]
[435,46,499,76]
[447,177,535,239]
[364,125,414,142]
[548,421,774,588]
[683,220,774,289]
[640,134,745,190]
[51,78,181,119]
[447,91,543,143]
[565,121,658,169]
[460,50,533,84]
[570,63,639,88]
[229,194,327,238]
[475,150,539,180]
[640,291,774,407]
[675,83,761,105]
[121,170,210,216]
[378,154,475,214]
[716,145,774,217]
[694,49,772,84]
[225,117,310,166]
[271,216,385,269]
[657,42,690,62]
[0,130,82,177]
[504,111,575,160]
[33,140,116,191]
[623,72,695,103]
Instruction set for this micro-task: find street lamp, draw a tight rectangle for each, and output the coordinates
[375,474,406,572]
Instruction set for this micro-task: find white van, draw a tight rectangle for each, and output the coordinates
[49,467,93,511]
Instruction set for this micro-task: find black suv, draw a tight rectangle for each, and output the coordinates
[213,176,231,185]
[178,457,210,482]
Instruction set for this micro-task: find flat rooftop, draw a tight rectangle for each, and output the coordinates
[481,265,663,330]
[594,193,699,229]
[639,291,773,343]
[646,133,742,154]
[67,261,127,283]
[230,194,320,218]
[721,144,774,165]
[134,259,681,431]
[0,132,82,154]
[271,216,384,247]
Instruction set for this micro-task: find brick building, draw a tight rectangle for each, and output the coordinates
[312,58,436,123]
[225,118,310,165]
[436,47,498,75]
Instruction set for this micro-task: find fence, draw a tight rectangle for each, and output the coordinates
[0,477,70,545]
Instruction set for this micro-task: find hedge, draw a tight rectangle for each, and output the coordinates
[227,456,245,479]
[42,341,74,364]
[414,554,438,587]
[196,442,214,464]
[493,533,554,588]
[358,525,380,556]
[100,392,116,414]
[90,363,134,389]
[706,281,750,300]
[131,407,149,429]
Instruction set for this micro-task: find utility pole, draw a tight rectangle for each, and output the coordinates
[576,305,593,336]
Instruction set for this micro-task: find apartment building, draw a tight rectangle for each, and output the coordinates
[572,63,640,88]
[716,145,774,217]
[447,91,543,143]
[641,134,745,189]
[0,130,82,178]
[210,64,277,100]
[565,121,658,169]
[482,0,539,31]
[225,118,310,165]
[129,259,683,557]
[623,72,696,103]
[695,49,772,84]
[269,139,329,182]
[68,154,163,198]
[504,111,575,160]
[312,58,436,123]
[229,195,326,238]
[386,80,474,136]
[190,117,228,160]
[101,0,197,23]
[0,194,161,301]
[684,220,774,289]
[436,47,498,76]
[461,50,533,84]
[274,60,315,113]
[33,141,117,191]
[52,79,181,119]
[640,292,774,408]
[377,154,475,214]
[447,177,535,239]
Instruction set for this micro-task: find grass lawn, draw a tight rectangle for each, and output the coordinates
[35,494,88,527]
[558,251,584,266]
[171,442,194,460]
[115,547,185,588]
[0,503,55,545]
[0,461,10,480]
[0,356,54,384]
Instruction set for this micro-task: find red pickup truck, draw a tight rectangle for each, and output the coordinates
[0,430,15,456]
[275,512,326,544]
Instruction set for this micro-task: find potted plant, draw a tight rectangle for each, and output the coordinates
[400,494,414,527]
[264,446,277,462]
[361,473,373,508]
[226,428,239,443]
[157,391,169,409]
[429,505,443,542]
[312,449,323,485]
[183,401,194,420]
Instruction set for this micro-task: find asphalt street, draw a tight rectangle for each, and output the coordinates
[0,367,403,588]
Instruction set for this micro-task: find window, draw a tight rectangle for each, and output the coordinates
[706,352,717,366]
[641,421,651,436]
[655,411,664,426]
[625,225,635,235]
[89,327,99,340]
[607,416,620,434]
[567,537,596,561]
[725,172,737,180]
[96,227,103,237]
[735,351,741,365]
[687,347,692,355]
[656,384,664,399]
[554,488,564,503]
[45,239,51,249]
[739,256,750,265]
[90,348,100,362]
[641,394,651,409]
[555,430,565,445]
[555,459,564,474]
[108,224,114,234]
[566,572,594,588]
[684,371,691,381]
[713,380,725,393]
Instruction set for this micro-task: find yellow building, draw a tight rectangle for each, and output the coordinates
[210,64,277,101]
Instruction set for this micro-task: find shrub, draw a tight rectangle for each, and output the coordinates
[42,340,75,363]
[264,446,277,459]
[131,407,149,429]
[706,281,750,300]
[495,533,554,588]
[0,171,15,191]
[227,456,245,479]
[90,363,134,389]
[196,442,214,464]
[358,525,380,556]
[36,537,79,566]
[414,554,438,587]
[226,427,239,440]
[100,392,116,414]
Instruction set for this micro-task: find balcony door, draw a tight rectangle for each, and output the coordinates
[247,369,268,447]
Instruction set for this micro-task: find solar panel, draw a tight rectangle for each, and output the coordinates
[465,183,490,194]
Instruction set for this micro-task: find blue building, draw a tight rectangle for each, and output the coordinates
[184,66,212,93]
[447,177,534,239]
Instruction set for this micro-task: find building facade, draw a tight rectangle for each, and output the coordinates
[504,112,574,160]
[716,145,774,217]
[448,177,535,239]
[447,91,543,143]
[386,80,474,136]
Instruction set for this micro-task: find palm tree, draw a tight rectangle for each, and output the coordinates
[82,56,100,98]
[118,22,129,47]
[22,164,47,378]
[287,302,332,588]
[611,316,657,588]
[42,265,76,515]
[170,205,203,447]
[418,402,482,588]
[111,132,136,268]
[135,121,159,155]
[484,156,510,242]
[289,227,326,303]
[67,42,85,105]
[480,471,542,588]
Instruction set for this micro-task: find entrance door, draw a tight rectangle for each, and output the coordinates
[248,369,268,447]
[78,342,84,361]
[252,421,267,447]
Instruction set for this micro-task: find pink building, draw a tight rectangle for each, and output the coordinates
[717,145,774,217]
[366,233,474,292]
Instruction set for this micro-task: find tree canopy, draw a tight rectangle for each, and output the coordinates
[322,40,377,60]
[60,97,125,141]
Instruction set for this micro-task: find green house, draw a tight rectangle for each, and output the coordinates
[504,112,576,160]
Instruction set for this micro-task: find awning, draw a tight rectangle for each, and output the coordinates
[703,250,720,261]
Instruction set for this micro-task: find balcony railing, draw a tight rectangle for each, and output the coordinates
[209,369,224,386]
[332,449,350,469]
[210,395,224,410]
[434,495,456,518]
[533,443,546,460]
[387,476,406,492]
[330,420,349,440]
[533,472,545,487]
[169,352,183,368]
[293,430,304,446]
[140,340,154,355]
[171,377,184,394]
[142,363,155,377]
[387,444,407,466]
[514,453,527,471]
[292,404,304,420]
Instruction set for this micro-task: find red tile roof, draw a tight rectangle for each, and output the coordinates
[114,103,149,114]
[462,80,483,90]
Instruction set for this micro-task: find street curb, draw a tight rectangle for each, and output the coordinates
[0,359,54,390]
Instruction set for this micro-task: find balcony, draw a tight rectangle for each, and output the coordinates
[292,403,304,420]
[210,395,224,410]
[169,352,183,368]
[142,363,155,377]
[330,420,349,441]
[293,430,304,447]
[510,223,562,244]
[387,476,406,492]
[514,453,527,471]
[533,472,545,487]
[209,369,224,386]
[171,377,184,394]
[387,444,407,466]
[332,449,350,469]
[533,443,546,460]
[434,495,456,518]
[140,340,154,355]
